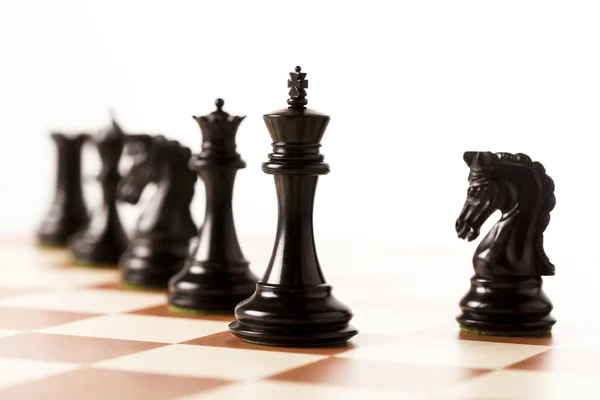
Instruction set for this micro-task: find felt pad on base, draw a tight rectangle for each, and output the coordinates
[460,325,552,337]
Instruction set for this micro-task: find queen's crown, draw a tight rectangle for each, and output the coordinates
[193,98,245,145]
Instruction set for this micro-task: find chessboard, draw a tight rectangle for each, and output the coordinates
[0,237,597,400]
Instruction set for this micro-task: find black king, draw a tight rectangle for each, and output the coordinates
[229,66,358,347]
[168,98,258,312]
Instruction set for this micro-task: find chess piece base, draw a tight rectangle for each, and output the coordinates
[37,238,71,249]
[69,234,128,267]
[37,216,88,248]
[168,305,233,316]
[167,263,258,313]
[120,239,189,288]
[456,275,555,336]
[228,283,358,347]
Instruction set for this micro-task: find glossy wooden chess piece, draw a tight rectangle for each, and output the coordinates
[68,119,129,266]
[229,67,358,347]
[118,135,197,288]
[455,151,556,336]
[37,132,89,247]
[168,99,258,312]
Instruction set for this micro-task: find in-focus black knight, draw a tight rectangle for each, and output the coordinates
[455,151,556,336]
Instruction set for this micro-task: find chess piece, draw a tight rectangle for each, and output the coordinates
[168,99,258,312]
[229,66,358,347]
[68,119,129,266]
[455,151,556,336]
[37,132,89,247]
[117,135,198,288]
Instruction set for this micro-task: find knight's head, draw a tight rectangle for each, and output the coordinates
[455,151,505,242]
[117,134,156,204]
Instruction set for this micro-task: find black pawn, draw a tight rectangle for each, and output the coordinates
[168,99,258,313]
[118,135,198,288]
[229,66,358,347]
[69,119,128,266]
[37,132,89,247]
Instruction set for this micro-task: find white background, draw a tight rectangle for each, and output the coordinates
[1,0,599,259]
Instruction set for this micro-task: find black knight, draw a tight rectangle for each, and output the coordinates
[118,134,198,288]
[455,151,556,336]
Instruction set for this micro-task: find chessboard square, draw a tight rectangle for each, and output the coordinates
[93,344,326,380]
[0,267,119,289]
[0,329,21,339]
[0,288,166,313]
[406,321,556,346]
[508,348,600,374]
[0,332,166,363]
[0,357,77,389]
[0,367,232,400]
[348,309,449,335]
[128,304,236,322]
[337,337,551,369]
[40,314,229,344]
[0,244,70,269]
[178,380,416,400]
[268,357,488,392]
[0,287,36,299]
[0,307,99,330]
[436,369,598,399]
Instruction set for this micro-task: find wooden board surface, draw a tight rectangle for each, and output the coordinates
[0,238,597,399]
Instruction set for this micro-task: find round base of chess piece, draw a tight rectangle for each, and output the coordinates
[167,263,258,313]
[456,275,555,336]
[228,283,358,347]
[68,233,128,267]
[37,239,67,249]
[168,305,233,317]
[37,236,71,249]
[120,238,189,288]
[37,218,87,249]
[37,203,88,248]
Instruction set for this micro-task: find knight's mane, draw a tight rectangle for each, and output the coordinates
[495,152,556,274]
[154,136,192,163]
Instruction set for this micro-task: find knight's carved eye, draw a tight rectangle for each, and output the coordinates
[467,187,479,196]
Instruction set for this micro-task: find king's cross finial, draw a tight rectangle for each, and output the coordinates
[288,66,308,97]
[287,66,309,110]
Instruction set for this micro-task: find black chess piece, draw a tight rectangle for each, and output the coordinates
[454,151,556,336]
[117,134,198,288]
[229,66,358,347]
[68,119,129,266]
[37,132,89,247]
[167,99,258,313]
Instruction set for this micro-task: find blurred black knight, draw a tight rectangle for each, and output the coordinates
[118,134,197,288]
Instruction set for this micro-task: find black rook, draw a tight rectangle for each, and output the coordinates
[37,132,88,247]
[229,66,358,347]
